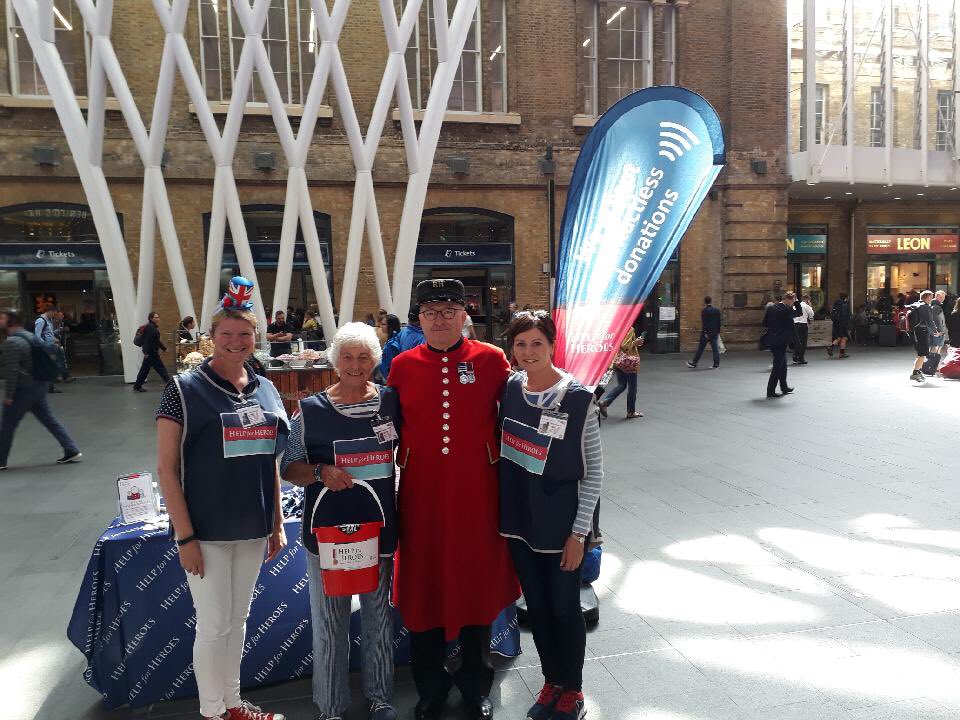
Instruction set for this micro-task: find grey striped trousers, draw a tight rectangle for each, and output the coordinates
[306,554,394,716]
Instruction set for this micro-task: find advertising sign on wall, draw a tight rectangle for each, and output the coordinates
[786,234,827,254]
[866,234,959,254]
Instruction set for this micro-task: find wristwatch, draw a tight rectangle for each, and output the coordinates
[314,463,325,484]
[572,533,586,545]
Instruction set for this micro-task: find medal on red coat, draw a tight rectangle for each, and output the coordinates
[457,361,476,384]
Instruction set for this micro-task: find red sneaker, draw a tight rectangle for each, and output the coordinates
[552,690,586,720]
[225,700,285,720]
[526,683,562,720]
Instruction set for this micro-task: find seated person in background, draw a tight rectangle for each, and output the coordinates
[266,310,295,357]
[178,316,197,342]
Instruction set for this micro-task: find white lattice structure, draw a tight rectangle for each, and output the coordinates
[11,0,478,380]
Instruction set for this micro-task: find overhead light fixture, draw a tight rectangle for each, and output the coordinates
[893,196,901,200]
[916,192,924,196]
[951,187,958,191]
[824,196,832,199]
[607,6,627,24]
[582,38,592,47]
[488,45,501,61]
[845,192,853,195]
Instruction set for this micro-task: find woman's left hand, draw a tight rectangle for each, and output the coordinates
[560,534,585,571]
[266,523,287,562]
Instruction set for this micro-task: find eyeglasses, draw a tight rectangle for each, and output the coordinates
[419,308,460,320]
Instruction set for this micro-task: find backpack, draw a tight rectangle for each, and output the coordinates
[14,331,64,382]
[901,302,925,333]
[133,324,146,347]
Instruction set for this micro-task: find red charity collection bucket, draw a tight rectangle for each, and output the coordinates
[313,521,383,596]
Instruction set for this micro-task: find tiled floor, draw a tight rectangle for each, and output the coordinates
[7,345,960,720]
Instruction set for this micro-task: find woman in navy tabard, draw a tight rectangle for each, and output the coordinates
[281,322,399,720]
[499,311,603,720]
[156,278,289,720]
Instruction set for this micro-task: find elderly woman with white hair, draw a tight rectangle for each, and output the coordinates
[281,322,399,720]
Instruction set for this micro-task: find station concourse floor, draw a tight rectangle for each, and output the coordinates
[6,345,960,720]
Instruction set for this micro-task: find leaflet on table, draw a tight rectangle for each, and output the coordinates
[117,472,161,525]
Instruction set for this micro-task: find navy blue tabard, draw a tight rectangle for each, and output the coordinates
[498,373,592,552]
[175,361,289,541]
[297,385,399,557]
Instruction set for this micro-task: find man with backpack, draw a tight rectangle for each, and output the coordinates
[827,293,851,359]
[0,311,81,470]
[908,291,943,383]
[132,311,170,392]
[35,303,74,390]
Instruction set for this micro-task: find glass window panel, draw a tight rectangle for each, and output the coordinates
[580,2,598,115]
[788,0,804,152]
[891,0,919,148]
[851,2,884,147]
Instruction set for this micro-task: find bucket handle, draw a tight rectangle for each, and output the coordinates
[310,477,386,532]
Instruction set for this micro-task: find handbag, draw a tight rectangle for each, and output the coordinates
[717,335,727,354]
[613,352,639,373]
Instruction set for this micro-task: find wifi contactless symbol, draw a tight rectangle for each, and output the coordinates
[658,121,701,162]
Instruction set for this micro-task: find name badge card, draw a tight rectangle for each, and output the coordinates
[117,472,160,525]
[538,409,569,439]
[372,415,398,444]
[235,400,266,428]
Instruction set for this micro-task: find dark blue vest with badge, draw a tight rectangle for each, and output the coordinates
[298,386,399,557]
[176,362,289,541]
[499,373,592,552]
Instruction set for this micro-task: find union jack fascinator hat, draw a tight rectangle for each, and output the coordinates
[221,276,255,310]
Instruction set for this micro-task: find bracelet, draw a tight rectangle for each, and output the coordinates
[314,464,325,483]
[176,535,196,547]
[572,533,586,545]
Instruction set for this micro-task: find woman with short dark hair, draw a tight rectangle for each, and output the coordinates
[499,310,603,720]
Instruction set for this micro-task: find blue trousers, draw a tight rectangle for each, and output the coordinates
[133,351,171,388]
[600,368,637,414]
[692,333,720,367]
[0,379,79,465]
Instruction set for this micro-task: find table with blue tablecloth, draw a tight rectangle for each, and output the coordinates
[68,516,521,709]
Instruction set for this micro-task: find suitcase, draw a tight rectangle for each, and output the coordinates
[921,352,941,376]
[938,346,960,379]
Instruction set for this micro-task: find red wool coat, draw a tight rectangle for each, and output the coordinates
[388,339,520,639]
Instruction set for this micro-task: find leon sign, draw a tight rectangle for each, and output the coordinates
[867,234,959,254]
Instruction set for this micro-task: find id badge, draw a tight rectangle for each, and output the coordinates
[235,400,266,428]
[371,414,398,444]
[538,409,568,439]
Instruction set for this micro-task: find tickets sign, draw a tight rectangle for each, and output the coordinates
[866,234,959,254]
[552,86,725,387]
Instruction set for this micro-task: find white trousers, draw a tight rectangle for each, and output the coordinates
[186,537,267,718]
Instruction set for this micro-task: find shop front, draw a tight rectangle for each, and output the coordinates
[204,205,334,318]
[638,248,681,353]
[412,208,515,344]
[0,203,123,375]
[786,226,827,314]
[865,227,958,305]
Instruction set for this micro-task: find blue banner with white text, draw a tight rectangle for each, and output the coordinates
[553,86,725,387]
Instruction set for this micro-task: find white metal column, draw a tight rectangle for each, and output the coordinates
[803,0,817,181]
[844,0,854,182]
[884,0,893,183]
[919,0,929,185]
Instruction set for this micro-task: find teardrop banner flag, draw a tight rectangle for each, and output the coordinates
[553,87,725,387]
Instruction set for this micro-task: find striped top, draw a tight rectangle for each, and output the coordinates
[522,372,603,536]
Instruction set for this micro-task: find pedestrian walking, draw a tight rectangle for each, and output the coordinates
[908,291,943,383]
[281,322,399,720]
[155,277,289,720]
[387,279,519,720]
[686,296,722,369]
[132,311,171,392]
[762,292,797,398]
[792,294,815,364]
[0,311,82,470]
[598,327,643,419]
[930,290,949,366]
[35,302,67,392]
[827,293,851,358]
[500,310,602,720]
[947,297,960,349]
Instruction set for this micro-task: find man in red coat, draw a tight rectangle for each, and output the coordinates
[388,279,519,720]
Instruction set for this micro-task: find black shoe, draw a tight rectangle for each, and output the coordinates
[57,450,82,464]
[686,361,697,368]
[766,392,782,398]
[827,345,834,357]
[0,465,6,470]
[712,365,720,369]
[414,698,446,720]
[596,402,608,418]
[132,385,147,392]
[49,387,63,394]
[839,351,849,358]
[781,387,794,394]
[369,701,397,720]
[62,376,77,383]
[800,361,809,365]
[463,697,493,720]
